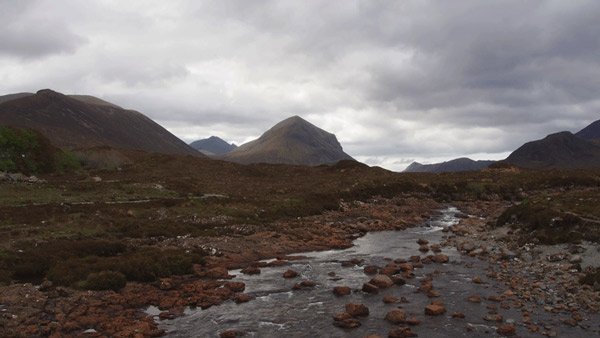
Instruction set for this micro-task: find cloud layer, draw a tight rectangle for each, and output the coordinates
[1,0,599,170]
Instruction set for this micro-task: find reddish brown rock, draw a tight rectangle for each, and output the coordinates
[206,267,232,279]
[240,266,261,275]
[472,276,484,284]
[418,245,430,253]
[224,282,245,293]
[430,244,442,253]
[283,269,298,278]
[220,329,244,338]
[364,265,379,275]
[362,283,379,294]
[388,327,418,338]
[382,295,399,304]
[431,254,449,263]
[385,309,407,324]
[292,280,316,289]
[424,302,446,316]
[370,274,394,288]
[405,316,421,326]
[497,324,516,336]
[417,238,429,245]
[398,263,413,272]
[333,286,352,296]
[483,314,503,322]
[452,312,465,319]
[391,275,406,285]
[234,293,254,304]
[345,303,369,317]
[467,295,482,303]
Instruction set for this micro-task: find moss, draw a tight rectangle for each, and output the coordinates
[84,270,126,291]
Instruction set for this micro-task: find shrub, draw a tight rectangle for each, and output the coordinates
[84,270,127,291]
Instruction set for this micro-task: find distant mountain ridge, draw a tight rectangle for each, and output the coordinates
[190,136,237,155]
[576,119,600,144]
[404,157,495,173]
[504,131,600,169]
[0,89,200,156]
[222,115,354,166]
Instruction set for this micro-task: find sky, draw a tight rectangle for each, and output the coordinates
[1,0,600,171]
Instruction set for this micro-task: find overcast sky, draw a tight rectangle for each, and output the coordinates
[2,0,599,171]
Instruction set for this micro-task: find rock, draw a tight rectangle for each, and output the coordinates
[240,266,261,275]
[452,312,465,319]
[293,280,316,289]
[159,278,173,290]
[483,314,503,322]
[362,283,379,294]
[382,295,398,304]
[220,329,244,338]
[333,286,352,296]
[234,293,254,303]
[283,269,298,278]
[388,327,418,338]
[364,265,379,275]
[91,176,102,182]
[385,309,407,324]
[569,255,582,264]
[370,274,394,288]
[345,303,369,317]
[472,276,484,284]
[398,263,413,272]
[409,255,421,263]
[405,316,421,326]
[391,275,406,285]
[424,302,446,316]
[158,311,176,320]
[497,323,516,336]
[430,244,442,253]
[224,282,245,293]
[431,254,449,263]
[333,317,361,329]
[417,238,429,245]
[418,245,429,253]
[467,295,482,303]
[206,267,233,279]
[381,263,401,276]
[39,280,53,291]
[462,242,476,252]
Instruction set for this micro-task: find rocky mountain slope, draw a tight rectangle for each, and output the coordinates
[404,158,495,173]
[0,89,200,156]
[190,136,237,155]
[576,119,600,144]
[222,115,354,165]
[504,131,600,169]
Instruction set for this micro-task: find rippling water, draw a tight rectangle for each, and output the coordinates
[153,207,598,337]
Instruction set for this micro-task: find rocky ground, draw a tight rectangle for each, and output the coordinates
[0,196,440,337]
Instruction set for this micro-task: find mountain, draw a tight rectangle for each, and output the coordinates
[0,89,200,156]
[504,131,600,169]
[404,158,495,173]
[190,136,237,155]
[222,115,354,165]
[0,92,34,105]
[575,119,600,143]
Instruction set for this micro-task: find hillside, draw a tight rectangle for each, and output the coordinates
[404,158,495,173]
[190,136,237,155]
[576,119,600,143]
[0,89,200,156]
[0,93,34,105]
[222,115,354,165]
[504,131,600,169]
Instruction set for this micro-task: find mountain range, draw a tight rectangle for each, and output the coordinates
[404,158,495,173]
[190,136,237,155]
[0,89,199,156]
[222,115,354,166]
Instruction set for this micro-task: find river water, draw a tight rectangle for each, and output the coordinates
[152,207,599,337]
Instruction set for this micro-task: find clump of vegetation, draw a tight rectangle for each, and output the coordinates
[580,267,600,287]
[84,270,127,291]
[496,202,588,244]
[0,126,80,174]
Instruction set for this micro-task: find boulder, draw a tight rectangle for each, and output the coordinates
[333,286,351,296]
[364,265,379,275]
[345,303,369,317]
[497,324,516,336]
[370,274,394,288]
[362,283,379,294]
[417,239,429,245]
[224,282,245,293]
[431,254,449,264]
[385,309,406,324]
[234,293,254,304]
[382,295,398,304]
[240,266,261,275]
[283,269,298,278]
[388,327,418,338]
[424,302,446,316]
[405,316,421,326]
